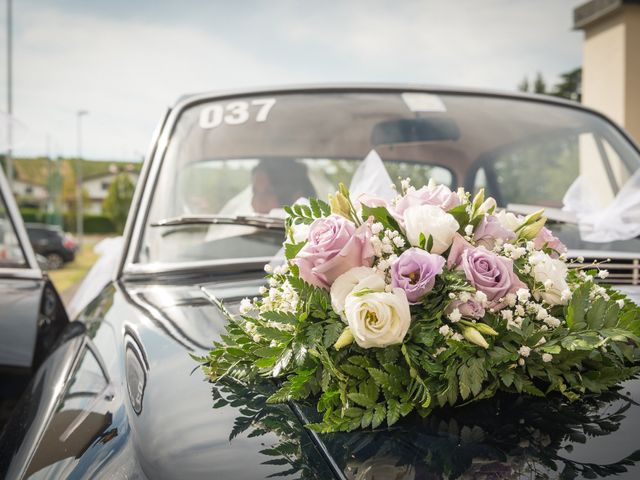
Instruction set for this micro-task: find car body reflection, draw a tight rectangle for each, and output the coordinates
[211,376,640,479]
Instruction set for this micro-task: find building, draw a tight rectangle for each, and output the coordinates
[83,170,140,215]
[11,179,49,207]
[6,158,141,216]
[574,0,640,141]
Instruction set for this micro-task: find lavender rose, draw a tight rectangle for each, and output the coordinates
[533,227,567,257]
[473,215,516,249]
[391,248,445,303]
[452,244,526,308]
[292,215,375,289]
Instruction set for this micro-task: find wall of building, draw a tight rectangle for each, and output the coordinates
[581,4,640,143]
[625,5,640,143]
[582,10,626,127]
[11,180,49,203]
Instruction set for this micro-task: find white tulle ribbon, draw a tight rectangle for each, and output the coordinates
[563,169,640,243]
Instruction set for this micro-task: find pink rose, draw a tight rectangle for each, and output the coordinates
[394,185,461,223]
[533,227,567,258]
[292,215,375,289]
[447,233,474,269]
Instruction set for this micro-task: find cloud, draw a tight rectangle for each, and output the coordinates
[4,0,583,159]
[10,6,287,159]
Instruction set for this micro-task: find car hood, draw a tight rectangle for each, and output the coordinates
[6,275,640,479]
[119,277,640,479]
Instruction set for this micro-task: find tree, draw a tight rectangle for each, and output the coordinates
[517,76,530,93]
[551,67,582,102]
[533,72,547,94]
[516,68,582,102]
[102,173,135,234]
[61,162,89,233]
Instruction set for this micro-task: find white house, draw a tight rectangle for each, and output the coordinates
[83,170,140,215]
[11,179,49,206]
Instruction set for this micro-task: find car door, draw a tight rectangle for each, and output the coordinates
[0,167,67,372]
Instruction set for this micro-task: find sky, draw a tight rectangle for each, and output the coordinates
[0,0,585,161]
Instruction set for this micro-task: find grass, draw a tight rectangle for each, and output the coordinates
[48,236,102,296]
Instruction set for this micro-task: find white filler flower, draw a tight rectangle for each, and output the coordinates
[403,204,459,254]
[344,288,411,348]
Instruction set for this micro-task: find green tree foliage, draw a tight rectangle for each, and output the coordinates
[518,68,582,102]
[551,68,582,102]
[533,72,547,94]
[102,173,135,233]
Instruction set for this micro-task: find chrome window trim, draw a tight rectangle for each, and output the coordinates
[116,107,170,280]
[0,267,43,280]
[119,84,640,279]
[122,256,274,278]
[0,165,41,272]
[567,249,640,260]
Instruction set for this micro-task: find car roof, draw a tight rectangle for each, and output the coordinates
[173,82,584,111]
[26,223,63,231]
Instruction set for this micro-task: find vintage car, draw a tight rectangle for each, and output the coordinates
[0,85,639,479]
[0,167,68,430]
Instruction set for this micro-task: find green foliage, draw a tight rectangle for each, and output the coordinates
[83,214,116,233]
[102,172,135,233]
[19,207,46,223]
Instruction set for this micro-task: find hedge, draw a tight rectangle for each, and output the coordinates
[18,210,117,234]
[19,208,46,224]
[62,214,116,234]
[83,215,116,234]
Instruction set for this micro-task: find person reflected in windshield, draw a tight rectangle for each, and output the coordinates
[251,159,316,214]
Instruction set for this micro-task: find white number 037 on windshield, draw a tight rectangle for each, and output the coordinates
[199,98,276,129]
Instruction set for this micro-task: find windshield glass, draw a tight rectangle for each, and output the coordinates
[137,91,640,265]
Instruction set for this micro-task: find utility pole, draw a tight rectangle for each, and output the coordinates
[76,110,88,246]
[5,0,13,188]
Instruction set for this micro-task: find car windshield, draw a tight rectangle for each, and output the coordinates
[137,91,640,266]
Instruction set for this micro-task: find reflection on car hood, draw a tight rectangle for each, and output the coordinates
[124,278,640,480]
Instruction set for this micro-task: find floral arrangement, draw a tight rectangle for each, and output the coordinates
[200,179,640,433]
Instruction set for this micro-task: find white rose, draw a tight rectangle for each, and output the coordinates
[529,251,569,305]
[403,204,459,254]
[495,210,521,232]
[290,222,311,244]
[344,288,411,348]
[330,267,385,318]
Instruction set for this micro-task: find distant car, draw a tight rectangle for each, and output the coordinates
[25,223,77,269]
[1,85,639,479]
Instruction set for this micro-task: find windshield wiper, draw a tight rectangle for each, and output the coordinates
[150,214,286,230]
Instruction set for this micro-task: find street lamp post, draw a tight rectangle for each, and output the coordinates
[5,0,13,188]
[76,110,88,246]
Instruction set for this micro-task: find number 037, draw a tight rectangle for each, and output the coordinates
[199,98,276,129]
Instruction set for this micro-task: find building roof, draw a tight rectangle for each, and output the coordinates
[574,0,640,29]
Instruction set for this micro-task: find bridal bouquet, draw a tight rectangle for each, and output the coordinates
[200,180,640,433]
